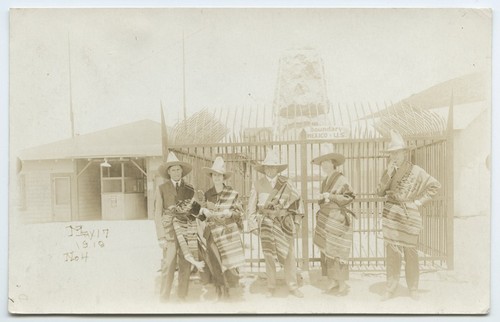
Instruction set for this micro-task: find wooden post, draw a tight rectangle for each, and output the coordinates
[71,160,79,221]
[299,130,309,270]
[446,93,454,270]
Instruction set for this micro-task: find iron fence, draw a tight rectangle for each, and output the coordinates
[169,133,451,272]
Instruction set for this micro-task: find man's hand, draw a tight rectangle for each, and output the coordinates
[387,163,398,177]
[206,201,216,211]
[221,209,232,218]
[158,237,168,249]
[192,260,205,272]
[200,207,213,218]
[319,192,331,202]
[197,190,205,203]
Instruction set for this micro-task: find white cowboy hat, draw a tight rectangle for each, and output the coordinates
[202,156,233,179]
[158,152,192,179]
[254,148,288,174]
[383,129,410,153]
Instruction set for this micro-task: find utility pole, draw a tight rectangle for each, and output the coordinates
[68,33,75,138]
[182,31,187,131]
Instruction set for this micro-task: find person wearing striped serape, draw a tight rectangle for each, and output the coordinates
[197,156,245,301]
[154,152,205,302]
[248,148,304,298]
[312,149,356,296]
[377,130,441,301]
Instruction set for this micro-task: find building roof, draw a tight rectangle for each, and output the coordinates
[358,71,488,134]
[18,119,163,161]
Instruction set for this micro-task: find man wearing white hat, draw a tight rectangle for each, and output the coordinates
[197,156,245,300]
[377,130,441,301]
[311,148,356,296]
[247,148,304,298]
[154,151,205,302]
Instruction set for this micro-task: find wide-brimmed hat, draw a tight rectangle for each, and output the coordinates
[254,148,288,174]
[202,156,233,179]
[158,152,192,179]
[311,146,345,166]
[383,130,410,153]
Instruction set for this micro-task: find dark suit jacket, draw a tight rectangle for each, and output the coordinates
[154,179,195,240]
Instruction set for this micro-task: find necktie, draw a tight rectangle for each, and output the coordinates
[175,182,179,191]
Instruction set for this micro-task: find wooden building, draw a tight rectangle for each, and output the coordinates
[17,120,165,223]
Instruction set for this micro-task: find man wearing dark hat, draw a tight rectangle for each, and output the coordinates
[247,148,304,298]
[311,148,356,296]
[377,130,441,301]
[154,152,204,302]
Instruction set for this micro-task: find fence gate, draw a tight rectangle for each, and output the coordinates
[165,101,453,272]
[169,132,451,273]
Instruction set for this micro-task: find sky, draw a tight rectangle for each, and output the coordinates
[9,8,491,153]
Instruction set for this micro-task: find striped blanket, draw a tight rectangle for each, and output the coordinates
[173,216,199,260]
[314,204,353,262]
[259,176,302,264]
[380,162,441,251]
[382,200,421,248]
[169,199,200,261]
[207,186,245,270]
[313,171,355,263]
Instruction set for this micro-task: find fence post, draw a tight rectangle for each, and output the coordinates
[446,93,454,270]
[299,130,309,270]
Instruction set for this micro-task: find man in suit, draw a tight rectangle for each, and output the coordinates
[154,152,204,302]
[377,130,441,301]
[247,148,304,298]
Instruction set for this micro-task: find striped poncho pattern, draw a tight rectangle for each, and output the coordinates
[169,200,200,261]
[313,171,356,263]
[206,186,245,271]
[259,176,302,264]
[378,161,441,250]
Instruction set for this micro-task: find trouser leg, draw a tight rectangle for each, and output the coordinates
[404,246,420,292]
[176,240,192,299]
[327,257,349,282]
[284,241,298,291]
[385,244,402,294]
[320,252,328,276]
[264,253,277,290]
[160,240,178,301]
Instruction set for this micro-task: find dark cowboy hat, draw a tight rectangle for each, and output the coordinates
[311,152,346,167]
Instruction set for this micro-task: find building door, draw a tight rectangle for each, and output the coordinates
[51,174,72,221]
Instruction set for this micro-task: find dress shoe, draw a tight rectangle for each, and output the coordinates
[381,291,393,301]
[409,290,420,301]
[265,288,276,298]
[326,281,339,293]
[335,284,350,297]
[290,289,304,298]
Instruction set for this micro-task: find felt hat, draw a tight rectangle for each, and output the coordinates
[254,148,288,174]
[311,145,345,167]
[202,156,233,179]
[158,152,192,179]
[383,130,410,153]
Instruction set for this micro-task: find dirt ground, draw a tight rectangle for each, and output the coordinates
[8,214,491,314]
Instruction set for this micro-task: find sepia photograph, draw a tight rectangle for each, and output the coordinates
[5,4,494,316]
